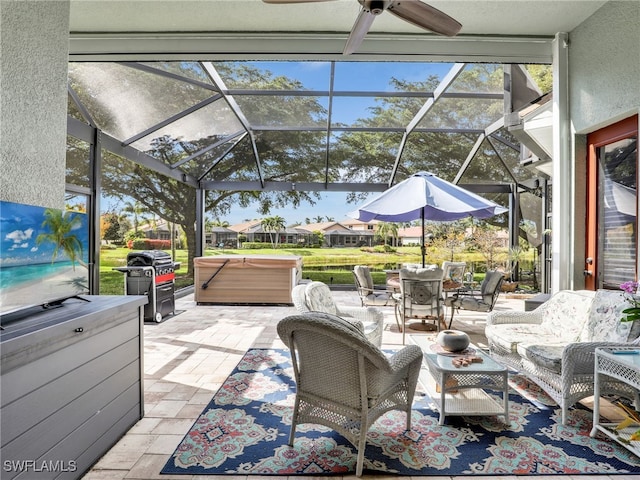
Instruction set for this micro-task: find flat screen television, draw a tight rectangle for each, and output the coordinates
[0,200,90,317]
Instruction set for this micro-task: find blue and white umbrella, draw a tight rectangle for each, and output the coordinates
[348,171,508,266]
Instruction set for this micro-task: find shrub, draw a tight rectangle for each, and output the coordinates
[146,239,171,250]
[132,239,147,250]
[373,245,396,253]
[131,239,171,250]
[241,242,302,249]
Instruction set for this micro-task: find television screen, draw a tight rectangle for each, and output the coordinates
[0,200,90,315]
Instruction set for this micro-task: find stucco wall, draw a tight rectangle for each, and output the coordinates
[0,0,70,209]
[567,0,639,290]
[569,0,640,133]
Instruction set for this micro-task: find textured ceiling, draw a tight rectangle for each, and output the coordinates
[69,0,606,37]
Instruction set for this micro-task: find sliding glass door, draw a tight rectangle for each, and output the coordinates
[586,115,638,289]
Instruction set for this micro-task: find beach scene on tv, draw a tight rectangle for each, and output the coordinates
[0,200,90,314]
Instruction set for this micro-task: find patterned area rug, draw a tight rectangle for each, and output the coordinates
[161,348,639,475]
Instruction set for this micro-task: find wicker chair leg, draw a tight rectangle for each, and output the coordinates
[355,433,367,477]
[394,303,403,332]
[402,309,407,345]
[561,404,569,426]
[289,399,300,445]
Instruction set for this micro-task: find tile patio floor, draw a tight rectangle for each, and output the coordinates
[81,289,632,480]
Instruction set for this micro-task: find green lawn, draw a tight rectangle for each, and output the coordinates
[98,245,510,295]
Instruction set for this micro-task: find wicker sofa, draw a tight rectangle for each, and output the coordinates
[485,289,640,424]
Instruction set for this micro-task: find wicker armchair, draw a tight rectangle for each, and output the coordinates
[277,311,423,476]
[353,265,394,307]
[291,281,384,347]
[486,289,640,424]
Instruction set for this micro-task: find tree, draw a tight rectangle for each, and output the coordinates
[101,212,122,243]
[122,201,149,234]
[37,209,85,270]
[313,230,325,247]
[332,65,512,236]
[70,62,518,280]
[335,66,505,187]
[211,218,230,228]
[84,62,330,278]
[470,223,507,271]
[261,215,286,248]
[375,221,399,246]
[427,220,467,262]
[526,64,553,94]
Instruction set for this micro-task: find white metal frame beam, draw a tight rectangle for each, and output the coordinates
[68,32,553,64]
[551,32,572,292]
[388,63,466,186]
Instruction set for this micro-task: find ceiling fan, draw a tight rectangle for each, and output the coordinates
[262,0,462,54]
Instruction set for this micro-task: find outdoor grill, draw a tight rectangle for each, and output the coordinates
[114,250,178,322]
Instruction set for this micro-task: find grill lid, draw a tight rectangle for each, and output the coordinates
[127,250,173,267]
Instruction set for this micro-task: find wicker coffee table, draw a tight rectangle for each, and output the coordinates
[590,346,640,458]
[410,334,509,425]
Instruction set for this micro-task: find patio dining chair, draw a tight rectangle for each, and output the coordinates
[441,261,467,297]
[352,265,394,307]
[277,311,423,476]
[444,270,504,329]
[291,281,384,347]
[394,266,444,344]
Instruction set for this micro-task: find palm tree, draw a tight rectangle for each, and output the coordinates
[261,215,286,248]
[122,200,149,234]
[211,218,230,228]
[36,208,85,270]
[375,221,399,246]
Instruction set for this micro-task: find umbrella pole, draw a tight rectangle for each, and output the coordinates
[421,207,426,267]
[407,207,438,332]
[409,207,439,332]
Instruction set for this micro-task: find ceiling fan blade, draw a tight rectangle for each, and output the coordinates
[388,0,462,37]
[343,8,377,55]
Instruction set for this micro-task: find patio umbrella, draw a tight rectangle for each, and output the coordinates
[348,171,508,267]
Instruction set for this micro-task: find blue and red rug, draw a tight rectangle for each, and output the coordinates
[161,348,639,475]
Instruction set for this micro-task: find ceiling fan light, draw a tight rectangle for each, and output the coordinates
[363,0,388,15]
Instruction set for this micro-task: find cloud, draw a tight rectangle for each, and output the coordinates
[5,228,34,244]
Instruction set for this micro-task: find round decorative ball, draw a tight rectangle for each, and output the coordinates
[436,330,470,352]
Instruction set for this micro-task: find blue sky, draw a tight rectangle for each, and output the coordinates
[225,191,359,225]
[247,60,454,125]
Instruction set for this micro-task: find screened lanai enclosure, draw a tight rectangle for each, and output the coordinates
[65,60,552,292]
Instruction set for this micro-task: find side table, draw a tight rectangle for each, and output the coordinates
[590,346,640,458]
[410,334,509,425]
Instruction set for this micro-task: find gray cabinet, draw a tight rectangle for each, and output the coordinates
[1,295,146,479]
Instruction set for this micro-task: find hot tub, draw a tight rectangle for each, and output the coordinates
[194,255,303,305]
